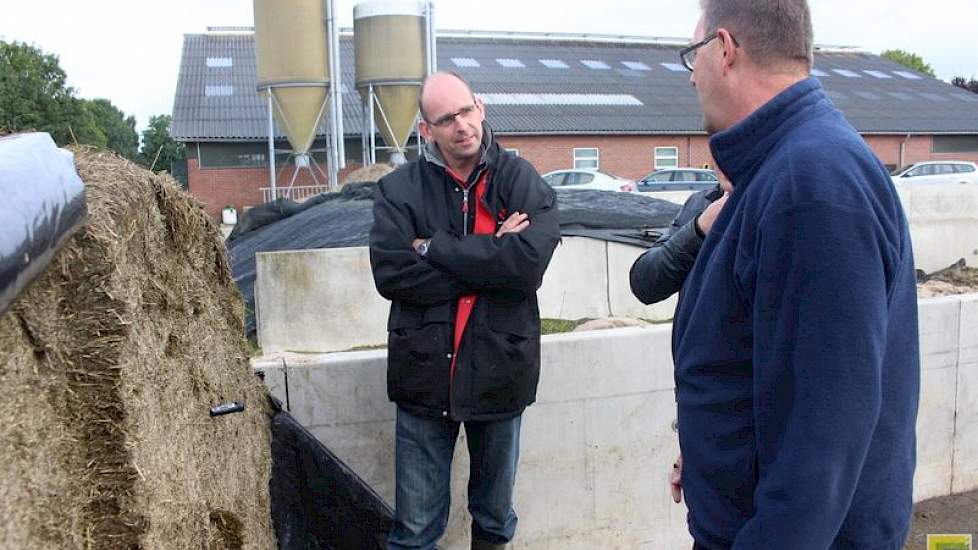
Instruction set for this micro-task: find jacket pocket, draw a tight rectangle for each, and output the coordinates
[387,303,452,409]
[466,300,540,414]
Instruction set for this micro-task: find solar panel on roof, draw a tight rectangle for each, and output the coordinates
[497,58,525,68]
[206,57,233,68]
[864,70,892,79]
[539,59,569,69]
[832,69,861,78]
[622,61,651,71]
[205,85,233,96]
[894,71,922,80]
[581,60,611,70]
[451,57,480,68]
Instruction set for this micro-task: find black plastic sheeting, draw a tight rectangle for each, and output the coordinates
[0,133,86,316]
[269,397,393,549]
[228,184,678,335]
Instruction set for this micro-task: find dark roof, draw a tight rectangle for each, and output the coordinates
[170,32,978,141]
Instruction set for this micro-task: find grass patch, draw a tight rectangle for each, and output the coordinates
[348,344,387,352]
[541,318,589,335]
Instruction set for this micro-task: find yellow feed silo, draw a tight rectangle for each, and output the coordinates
[354,1,429,164]
[253,0,329,157]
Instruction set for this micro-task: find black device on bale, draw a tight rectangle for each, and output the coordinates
[210,401,246,417]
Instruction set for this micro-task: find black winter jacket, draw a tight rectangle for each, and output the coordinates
[369,125,560,421]
[628,186,721,305]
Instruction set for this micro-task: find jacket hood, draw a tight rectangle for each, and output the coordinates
[422,121,500,174]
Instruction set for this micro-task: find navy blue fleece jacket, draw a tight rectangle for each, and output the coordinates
[673,78,920,550]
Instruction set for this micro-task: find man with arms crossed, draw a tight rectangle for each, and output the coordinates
[369,71,560,550]
[673,1,919,548]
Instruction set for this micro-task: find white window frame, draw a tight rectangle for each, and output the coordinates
[654,147,679,169]
[505,148,520,157]
[573,148,599,169]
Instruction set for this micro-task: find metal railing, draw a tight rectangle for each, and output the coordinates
[260,185,331,203]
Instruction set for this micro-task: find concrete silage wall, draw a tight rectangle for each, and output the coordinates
[254,293,978,549]
[896,182,978,273]
[255,183,978,354]
[256,238,675,354]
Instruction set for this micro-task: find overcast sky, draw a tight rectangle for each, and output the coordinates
[3,0,977,133]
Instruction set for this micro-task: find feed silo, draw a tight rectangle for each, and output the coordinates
[354,1,434,165]
[254,0,340,194]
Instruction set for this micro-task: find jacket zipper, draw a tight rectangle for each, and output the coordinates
[450,174,473,418]
[448,167,485,418]
[461,187,469,236]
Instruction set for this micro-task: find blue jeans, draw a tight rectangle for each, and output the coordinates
[387,407,522,550]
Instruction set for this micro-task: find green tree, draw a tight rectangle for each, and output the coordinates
[138,114,185,174]
[952,76,978,94]
[0,40,106,146]
[880,49,936,78]
[86,98,139,159]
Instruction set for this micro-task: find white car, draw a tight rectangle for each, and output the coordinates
[891,161,978,185]
[540,169,633,192]
[635,168,719,192]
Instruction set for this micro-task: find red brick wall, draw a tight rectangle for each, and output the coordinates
[863,135,933,169]
[188,134,978,220]
[188,157,362,219]
[862,135,978,169]
[495,135,716,180]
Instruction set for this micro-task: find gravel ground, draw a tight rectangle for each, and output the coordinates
[904,489,978,549]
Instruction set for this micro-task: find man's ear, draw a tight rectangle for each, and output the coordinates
[717,28,739,70]
[418,119,432,140]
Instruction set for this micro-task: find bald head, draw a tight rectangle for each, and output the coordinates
[419,71,475,122]
[416,71,486,175]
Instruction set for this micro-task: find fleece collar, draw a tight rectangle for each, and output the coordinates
[710,77,833,186]
[422,121,498,182]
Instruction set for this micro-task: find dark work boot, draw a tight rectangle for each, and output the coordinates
[471,538,507,550]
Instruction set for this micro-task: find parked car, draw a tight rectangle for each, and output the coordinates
[540,169,634,192]
[634,168,719,192]
[891,161,978,185]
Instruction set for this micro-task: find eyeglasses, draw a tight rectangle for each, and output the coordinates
[679,31,739,72]
[426,102,478,128]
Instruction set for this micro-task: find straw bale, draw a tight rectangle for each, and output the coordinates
[341,162,394,185]
[0,146,276,549]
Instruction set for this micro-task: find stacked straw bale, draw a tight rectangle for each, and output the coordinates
[340,162,393,186]
[0,147,276,549]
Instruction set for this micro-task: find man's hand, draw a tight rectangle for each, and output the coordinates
[495,211,530,238]
[695,192,729,236]
[670,454,683,503]
[412,238,426,251]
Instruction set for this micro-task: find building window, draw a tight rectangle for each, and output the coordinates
[933,136,978,154]
[505,148,520,157]
[573,148,599,169]
[654,147,679,169]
